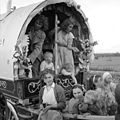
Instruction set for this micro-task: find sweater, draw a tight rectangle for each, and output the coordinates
[39,83,66,110]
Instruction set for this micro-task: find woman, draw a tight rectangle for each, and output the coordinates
[56,18,79,74]
[38,69,66,120]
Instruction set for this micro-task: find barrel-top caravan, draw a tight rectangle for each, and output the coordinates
[0,0,112,120]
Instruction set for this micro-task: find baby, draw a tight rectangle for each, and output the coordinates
[40,52,54,71]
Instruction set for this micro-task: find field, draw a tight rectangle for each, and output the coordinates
[89,53,120,82]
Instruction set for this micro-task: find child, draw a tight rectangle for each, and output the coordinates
[40,51,54,71]
[65,84,84,114]
[101,72,117,115]
[61,63,77,84]
[38,69,66,120]
[102,72,116,95]
[79,90,103,115]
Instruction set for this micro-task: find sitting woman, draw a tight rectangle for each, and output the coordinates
[38,69,66,120]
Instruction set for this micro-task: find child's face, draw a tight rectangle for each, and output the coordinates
[104,75,112,84]
[73,87,83,99]
[95,77,102,88]
[65,64,73,72]
[45,53,53,63]
[44,73,54,86]
[66,24,73,33]
[84,94,93,104]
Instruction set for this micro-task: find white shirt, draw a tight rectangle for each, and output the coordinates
[40,61,54,71]
[42,83,57,105]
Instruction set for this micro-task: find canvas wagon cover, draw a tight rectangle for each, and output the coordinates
[0,0,91,80]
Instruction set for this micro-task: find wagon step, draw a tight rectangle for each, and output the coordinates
[18,112,33,120]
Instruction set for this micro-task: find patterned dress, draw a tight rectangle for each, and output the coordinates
[57,30,74,73]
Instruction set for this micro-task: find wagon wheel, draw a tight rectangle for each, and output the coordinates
[0,91,7,120]
[7,109,16,120]
[6,105,18,120]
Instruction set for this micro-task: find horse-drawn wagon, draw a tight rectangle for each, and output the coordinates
[0,0,114,119]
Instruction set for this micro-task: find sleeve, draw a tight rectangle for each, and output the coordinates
[39,87,44,105]
[55,85,66,110]
[40,61,45,71]
[28,31,46,63]
[61,69,72,76]
[67,32,74,47]
[51,63,55,70]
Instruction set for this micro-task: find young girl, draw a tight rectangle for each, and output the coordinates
[38,69,66,120]
[102,72,116,95]
[61,63,77,84]
[40,51,54,71]
[66,84,85,114]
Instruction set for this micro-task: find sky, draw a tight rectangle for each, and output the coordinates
[0,0,120,53]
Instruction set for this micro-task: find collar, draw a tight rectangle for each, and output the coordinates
[45,82,55,89]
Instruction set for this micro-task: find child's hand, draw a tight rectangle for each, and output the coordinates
[73,47,79,52]
[78,103,88,111]
[39,104,44,111]
[82,113,91,117]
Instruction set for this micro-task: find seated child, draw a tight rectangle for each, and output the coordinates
[40,51,54,71]
[94,73,117,115]
[102,72,116,95]
[61,63,77,84]
[78,90,103,115]
[38,69,66,120]
[65,84,84,114]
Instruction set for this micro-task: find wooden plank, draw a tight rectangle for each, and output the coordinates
[63,113,115,120]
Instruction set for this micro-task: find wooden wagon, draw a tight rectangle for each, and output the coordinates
[0,0,113,119]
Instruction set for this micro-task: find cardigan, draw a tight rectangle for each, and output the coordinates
[39,83,66,110]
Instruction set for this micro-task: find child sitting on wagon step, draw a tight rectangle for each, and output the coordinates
[38,69,66,120]
[61,63,77,84]
[40,51,54,72]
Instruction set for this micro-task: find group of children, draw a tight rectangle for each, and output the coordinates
[40,51,77,84]
[39,51,118,117]
[63,72,117,116]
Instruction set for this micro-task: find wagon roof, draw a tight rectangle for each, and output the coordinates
[0,0,89,47]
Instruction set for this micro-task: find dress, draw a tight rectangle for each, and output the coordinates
[57,30,74,72]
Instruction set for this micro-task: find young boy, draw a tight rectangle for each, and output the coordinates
[40,52,54,71]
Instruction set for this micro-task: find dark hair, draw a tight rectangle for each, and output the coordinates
[88,75,101,90]
[42,69,55,78]
[70,84,84,98]
[34,14,48,31]
[60,18,74,32]
[72,84,84,91]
